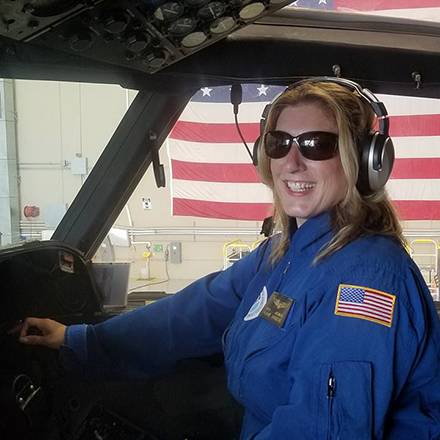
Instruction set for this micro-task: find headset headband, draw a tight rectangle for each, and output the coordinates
[280,77,390,136]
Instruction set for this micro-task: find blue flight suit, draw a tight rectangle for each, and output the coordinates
[61,212,440,439]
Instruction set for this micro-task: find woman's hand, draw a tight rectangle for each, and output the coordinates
[9,317,66,350]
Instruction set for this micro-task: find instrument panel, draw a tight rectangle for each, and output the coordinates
[0,241,242,440]
[0,241,101,323]
[0,0,291,73]
[0,241,158,439]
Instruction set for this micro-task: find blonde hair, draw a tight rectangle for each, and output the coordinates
[258,81,404,264]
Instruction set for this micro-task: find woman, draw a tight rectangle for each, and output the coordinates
[14,80,440,439]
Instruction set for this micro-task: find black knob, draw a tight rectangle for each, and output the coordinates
[103,13,128,34]
[125,51,135,60]
[82,16,93,26]
[28,20,39,29]
[69,33,93,51]
[5,45,17,56]
[3,19,15,32]
[132,20,143,30]
[126,34,150,52]
[23,4,36,14]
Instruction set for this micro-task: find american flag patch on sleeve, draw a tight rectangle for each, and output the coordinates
[334,284,396,328]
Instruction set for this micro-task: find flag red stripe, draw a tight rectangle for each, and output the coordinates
[335,0,440,10]
[388,115,440,137]
[337,308,391,325]
[364,290,394,302]
[339,303,391,319]
[363,297,392,309]
[173,199,440,221]
[173,198,272,221]
[171,115,440,144]
[172,158,440,182]
[171,121,260,143]
[171,160,261,183]
[391,158,440,179]
[338,306,391,322]
[393,201,440,220]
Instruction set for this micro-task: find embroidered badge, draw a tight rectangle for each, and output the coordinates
[244,286,268,321]
[260,292,295,328]
[334,284,396,328]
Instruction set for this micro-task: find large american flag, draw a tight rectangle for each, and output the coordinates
[167,1,440,222]
[335,284,396,327]
[289,0,440,22]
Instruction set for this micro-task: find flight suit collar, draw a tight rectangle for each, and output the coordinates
[290,212,333,254]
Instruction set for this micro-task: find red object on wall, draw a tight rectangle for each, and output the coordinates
[23,206,40,218]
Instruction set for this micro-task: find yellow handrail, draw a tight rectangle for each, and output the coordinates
[222,238,243,258]
[251,238,268,250]
[223,238,252,269]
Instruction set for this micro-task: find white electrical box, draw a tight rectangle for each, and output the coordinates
[170,242,181,264]
[71,157,88,175]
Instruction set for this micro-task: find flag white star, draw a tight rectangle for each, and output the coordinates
[257,84,269,96]
[318,0,327,4]
[201,87,213,97]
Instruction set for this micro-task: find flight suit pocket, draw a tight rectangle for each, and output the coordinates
[237,322,299,420]
[318,361,372,440]
[222,320,234,357]
[290,361,372,440]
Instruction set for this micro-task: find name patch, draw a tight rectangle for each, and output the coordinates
[260,292,294,328]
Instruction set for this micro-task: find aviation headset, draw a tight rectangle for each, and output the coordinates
[253,77,395,194]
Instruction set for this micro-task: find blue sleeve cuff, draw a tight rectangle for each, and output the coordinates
[64,324,88,361]
[59,324,88,371]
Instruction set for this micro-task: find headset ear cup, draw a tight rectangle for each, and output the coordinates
[357,132,374,194]
[357,132,395,193]
[375,136,395,187]
[253,135,262,167]
[254,103,272,168]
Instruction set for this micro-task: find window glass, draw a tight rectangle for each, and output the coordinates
[0,79,136,249]
[99,85,440,301]
[288,1,440,23]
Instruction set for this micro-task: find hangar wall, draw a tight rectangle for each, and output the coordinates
[10,79,440,294]
[13,80,262,284]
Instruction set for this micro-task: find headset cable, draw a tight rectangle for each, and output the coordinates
[231,83,254,162]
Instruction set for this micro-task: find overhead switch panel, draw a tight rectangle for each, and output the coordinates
[0,0,293,73]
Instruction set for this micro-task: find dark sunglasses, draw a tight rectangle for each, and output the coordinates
[264,130,339,161]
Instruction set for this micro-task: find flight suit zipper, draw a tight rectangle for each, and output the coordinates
[222,320,234,353]
[233,260,293,404]
[326,372,335,440]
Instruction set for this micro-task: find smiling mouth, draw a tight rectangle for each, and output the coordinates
[286,181,316,192]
